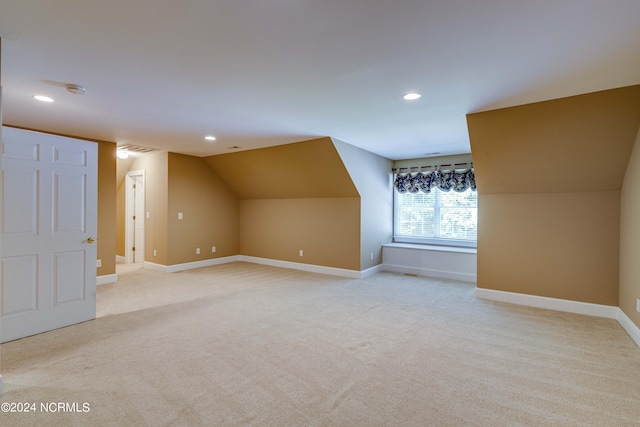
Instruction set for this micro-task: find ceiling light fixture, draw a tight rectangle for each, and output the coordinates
[34,95,54,103]
[116,149,129,159]
[205,135,216,141]
[403,92,422,101]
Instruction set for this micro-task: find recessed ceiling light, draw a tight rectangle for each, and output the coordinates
[205,135,216,141]
[403,92,422,101]
[34,95,54,103]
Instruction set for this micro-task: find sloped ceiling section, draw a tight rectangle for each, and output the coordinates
[467,85,640,194]
[204,137,358,199]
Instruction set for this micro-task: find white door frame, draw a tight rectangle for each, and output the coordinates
[125,170,145,264]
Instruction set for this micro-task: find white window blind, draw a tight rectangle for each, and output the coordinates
[394,187,477,247]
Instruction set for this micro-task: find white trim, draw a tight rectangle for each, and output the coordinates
[238,255,362,279]
[475,288,618,318]
[475,288,640,348]
[143,256,240,273]
[616,308,640,347]
[383,242,477,254]
[0,374,3,395]
[165,256,240,273]
[143,261,169,272]
[382,263,477,283]
[143,255,369,278]
[97,274,118,286]
[116,255,126,263]
[392,237,477,249]
[361,264,383,278]
[125,170,145,264]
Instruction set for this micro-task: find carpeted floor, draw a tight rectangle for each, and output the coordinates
[1,262,639,426]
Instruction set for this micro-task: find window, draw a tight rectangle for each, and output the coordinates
[394,188,477,247]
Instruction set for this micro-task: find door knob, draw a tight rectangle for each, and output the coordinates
[87,237,95,243]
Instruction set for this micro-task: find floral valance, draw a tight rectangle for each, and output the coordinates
[394,168,476,193]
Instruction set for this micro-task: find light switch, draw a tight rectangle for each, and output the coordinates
[178,212,183,220]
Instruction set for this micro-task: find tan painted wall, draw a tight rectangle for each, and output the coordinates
[97,141,117,276]
[620,127,640,326]
[239,198,361,270]
[167,153,239,265]
[129,152,169,265]
[468,85,640,194]
[468,85,640,305]
[116,157,135,190]
[206,137,362,271]
[332,138,393,270]
[479,192,620,304]
[204,137,359,199]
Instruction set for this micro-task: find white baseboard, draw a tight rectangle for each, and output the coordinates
[361,264,383,278]
[238,255,362,279]
[166,256,240,273]
[97,274,118,286]
[116,255,126,263]
[475,288,618,318]
[143,256,240,273]
[476,288,640,348]
[143,261,170,272]
[616,308,640,347]
[142,255,372,278]
[381,263,476,283]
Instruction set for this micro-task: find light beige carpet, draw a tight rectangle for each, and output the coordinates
[1,262,639,426]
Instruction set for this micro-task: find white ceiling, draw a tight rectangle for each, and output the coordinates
[1,1,639,160]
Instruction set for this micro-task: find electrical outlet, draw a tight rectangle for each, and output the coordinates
[370,252,374,260]
[96,259,102,268]
[212,246,216,253]
[636,298,640,313]
[146,211,150,219]
[299,249,304,257]
[178,212,183,220]
[154,249,157,257]
[196,248,200,255]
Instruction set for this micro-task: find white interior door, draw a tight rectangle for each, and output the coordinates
[125,171,144,263]
[1,127,97,343]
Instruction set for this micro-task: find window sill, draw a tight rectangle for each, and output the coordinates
[383,242,477,254]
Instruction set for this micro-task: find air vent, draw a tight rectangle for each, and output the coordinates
[117,144,158,154]
[66,84,86,95]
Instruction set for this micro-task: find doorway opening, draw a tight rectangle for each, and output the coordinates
[125,170,145,265]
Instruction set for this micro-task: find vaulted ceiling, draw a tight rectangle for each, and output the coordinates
[1,1,639,160]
